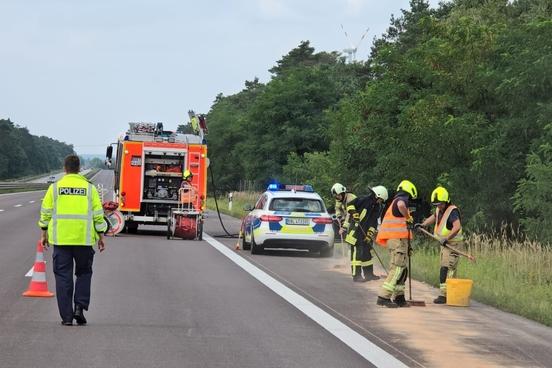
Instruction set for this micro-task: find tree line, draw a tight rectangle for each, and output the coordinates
[207,0,552,243]
[0,119,74,180]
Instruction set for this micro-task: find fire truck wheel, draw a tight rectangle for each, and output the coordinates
[166,219,172,240]
[197,220,203,241]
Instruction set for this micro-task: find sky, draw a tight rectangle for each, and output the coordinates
[0,0,440,154]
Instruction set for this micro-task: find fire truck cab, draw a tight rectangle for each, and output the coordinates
[106,121,207,236]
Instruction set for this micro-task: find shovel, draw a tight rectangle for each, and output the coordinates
[407,228,426,307]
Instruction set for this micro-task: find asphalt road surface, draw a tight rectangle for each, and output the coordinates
[1,170,551,368]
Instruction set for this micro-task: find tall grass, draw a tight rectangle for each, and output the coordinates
[206,191,261,220]
[411,232,552,326]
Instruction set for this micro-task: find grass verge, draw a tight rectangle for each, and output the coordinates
[206,192,261,220]
[407,233,552,326]
[208,191,552,327]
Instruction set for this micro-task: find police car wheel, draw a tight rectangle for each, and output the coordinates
[250,230,263,255]
[241,233,251,250]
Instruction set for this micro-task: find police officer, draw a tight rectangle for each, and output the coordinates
[416,186,464,304]
[39,155,107,326]
[331,183,357,236]
[344,186,388,282]
[375,180,417,308]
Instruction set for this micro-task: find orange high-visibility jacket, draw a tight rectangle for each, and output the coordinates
[375,198,412,247]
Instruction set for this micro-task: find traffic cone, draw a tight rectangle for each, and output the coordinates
[235,231,242,250]
[22,240,54,297]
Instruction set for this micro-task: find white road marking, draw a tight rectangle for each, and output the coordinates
[29,200,35,204]
[13,204,22,208]
[0,209,4,212]
[203,234,409,368]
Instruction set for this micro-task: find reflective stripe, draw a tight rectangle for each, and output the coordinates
[95,222,108,232]
[52,183,58,244]
[93,209,105,216]
[434,205,464,242]
[35,251,44,263]
[32,271,47,282]
[360,260,373,267]
[87,184,92,244]
[381,227,409,233]
[40,207,53,214]
[381,219,405,224]
[346,205,356,212]
[359,209,367,221]
[55,214,89,220]
[38,219,50,226]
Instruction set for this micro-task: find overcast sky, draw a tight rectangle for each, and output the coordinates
[0,0,439,154]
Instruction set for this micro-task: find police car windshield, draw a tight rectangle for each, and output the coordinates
[269,198,323,212]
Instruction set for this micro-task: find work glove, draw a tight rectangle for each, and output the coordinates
[439,238,448,247]
[406,216,414,229]
[352,212,360,223]
[364,227,376,242]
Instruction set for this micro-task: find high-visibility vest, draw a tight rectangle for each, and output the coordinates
[375,198,412,247]
[335,192,357,228]
[434,205,464,242]
[38,174,107,246]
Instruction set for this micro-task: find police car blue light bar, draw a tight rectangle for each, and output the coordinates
[267,184,314,192]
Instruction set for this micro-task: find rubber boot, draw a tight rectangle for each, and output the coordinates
[376,296,398,308]
[434,295,447,304]
[394,295,409,308]
[362,266,380,281]
[352,266,366,282]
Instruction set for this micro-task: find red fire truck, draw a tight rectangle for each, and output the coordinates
[105,120,208,239]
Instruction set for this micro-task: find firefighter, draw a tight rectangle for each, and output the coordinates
[331,183,357,236]
[375,180,417,308]
[38,155,107,325]
[345,185,388,282]
[180,170,197,208]
[415,186,464,304]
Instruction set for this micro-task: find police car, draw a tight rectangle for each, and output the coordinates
[241,184,335,256]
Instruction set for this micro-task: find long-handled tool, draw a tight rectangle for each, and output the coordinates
[356,223,388,275]
[417,227,476,262]
[407,228,426,307]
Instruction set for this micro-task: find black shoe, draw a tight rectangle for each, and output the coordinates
[61,320,73,326]
[433,295,447,304]
[394,295,410,308]
[376,296,398,308]
[74,305,87,325]
[363,273,381,281]
[353,275,367,282]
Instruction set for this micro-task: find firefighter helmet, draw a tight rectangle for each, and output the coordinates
[331,183,347,196]
[431,186,450,205]
[397,180,417,199]
[183,170,193,181]
[372,185,389,201]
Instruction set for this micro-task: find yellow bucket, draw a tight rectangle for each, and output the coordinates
[446,278,473,307]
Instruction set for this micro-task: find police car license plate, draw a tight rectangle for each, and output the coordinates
[285,218,310,225]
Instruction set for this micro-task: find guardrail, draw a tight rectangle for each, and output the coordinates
[0,182,49,192]
[0,169,102,193]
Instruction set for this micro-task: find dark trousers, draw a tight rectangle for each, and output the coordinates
[52,246,95,322]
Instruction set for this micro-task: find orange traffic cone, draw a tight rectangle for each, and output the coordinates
[22,240,54,297]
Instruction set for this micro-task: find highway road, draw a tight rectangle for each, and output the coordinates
[1,170,551,368]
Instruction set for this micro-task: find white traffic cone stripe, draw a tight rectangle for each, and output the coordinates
[32,271,47,282]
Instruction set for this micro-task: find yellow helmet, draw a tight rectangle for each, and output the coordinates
[183,169,193,181]
[431,186,449,204]
[397,180,417,199]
